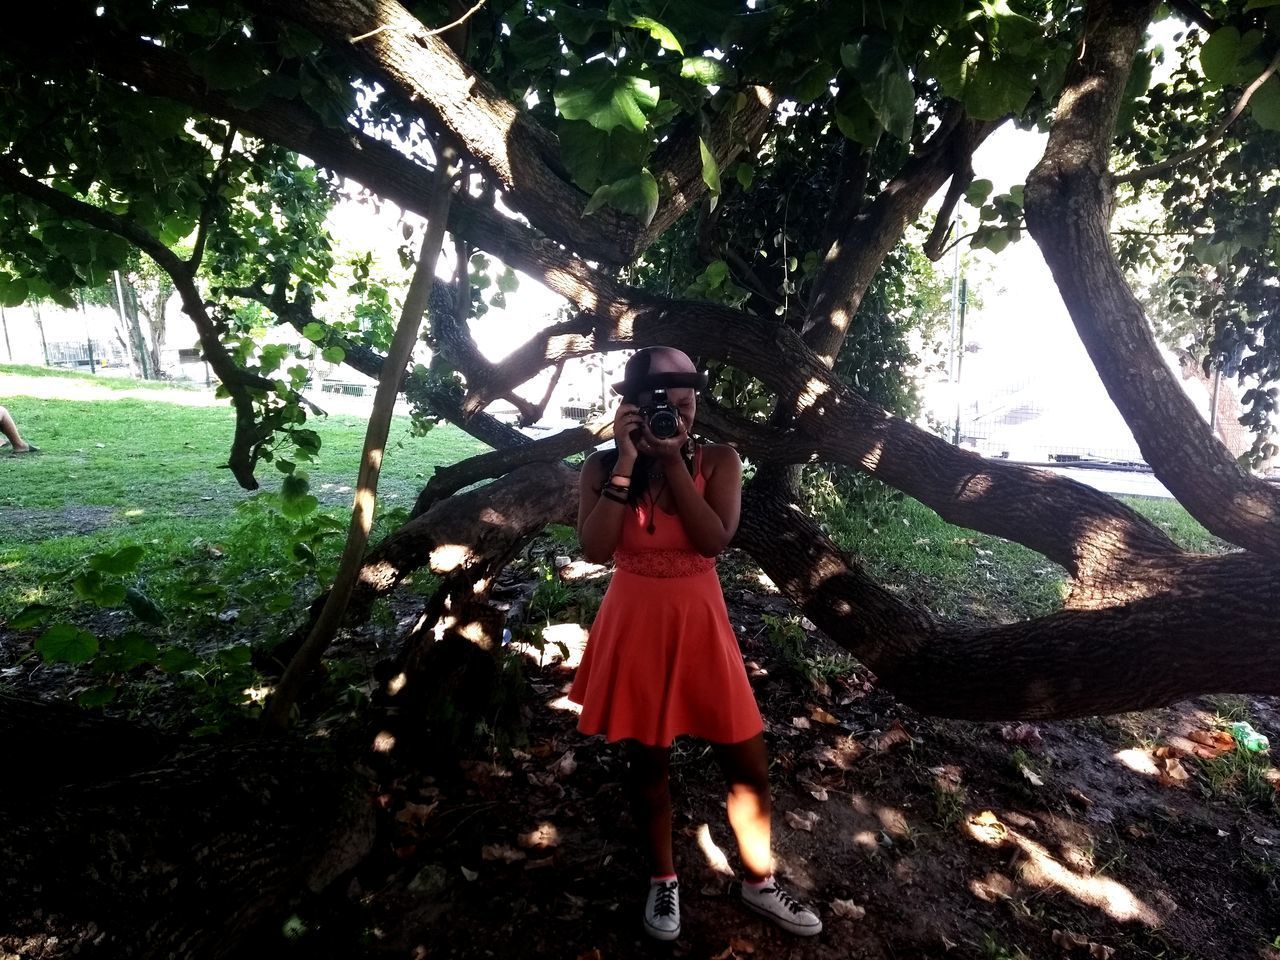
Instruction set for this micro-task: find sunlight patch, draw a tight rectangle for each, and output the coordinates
[696,823,733,875]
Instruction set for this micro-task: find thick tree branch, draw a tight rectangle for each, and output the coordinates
[804,108,1001,365]
[412,413,611,516]
[189,124,238,271]
[0,157,269,488]
[738,480,1280,720]
[1025,0,1280,557]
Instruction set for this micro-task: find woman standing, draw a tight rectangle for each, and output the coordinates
[569,347,822,941]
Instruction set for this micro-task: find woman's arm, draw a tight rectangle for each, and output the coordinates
[577,403,643,562]
[663,444,742,557]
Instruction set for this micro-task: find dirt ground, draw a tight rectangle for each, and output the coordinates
[275,555,1280,960]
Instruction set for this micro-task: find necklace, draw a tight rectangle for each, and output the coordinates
[645,475,667,534]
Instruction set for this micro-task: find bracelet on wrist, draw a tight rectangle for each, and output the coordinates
[609,473,632,488]
[600,486,629,504]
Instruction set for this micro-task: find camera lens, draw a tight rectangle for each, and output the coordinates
[648,409,679,438]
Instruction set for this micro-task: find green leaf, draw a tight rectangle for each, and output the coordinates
[1249,74,1280,130]
[1200,27,1266,86]
[73,570,127,607]
[282,471,311,502]
[11,603,56,628]
[159,646,201,673]
[302,322,326,343]
[965,179,994,206]
[0,275,29,308]
[497,268,520,293]
[629,16,682,53]
[704,260,729,286]
[962,50,1037,121]
[36,623,99,665]
[554,62,660,133]
[292,429,322,456]
[841,37,915,142]
[834,87,882,146]
[103,631,160,670]
[583,169,660,225]
[698,137,721,205]
[735,163,755,190]
[88,544,145,575]
[680,55,736,86]
[124,587,166,626]
[78,686,118,708]
[791,61,833,104]
[189,37,265,91]
[321,345,346,364]
[558,121,651,192]
[281,493,319,518]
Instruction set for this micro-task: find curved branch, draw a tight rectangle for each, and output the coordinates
[1025,0,1280,557]
[738,479,1280,720]
[0,157,268,488]
[412,412,611,516]
[1115,47,1280,186]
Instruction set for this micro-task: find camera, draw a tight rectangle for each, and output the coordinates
[637,389,680,439]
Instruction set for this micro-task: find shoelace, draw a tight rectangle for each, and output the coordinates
[652,882,678,918]
[761,885,805,915]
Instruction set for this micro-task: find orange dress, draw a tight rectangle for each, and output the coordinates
[568,449,763,747]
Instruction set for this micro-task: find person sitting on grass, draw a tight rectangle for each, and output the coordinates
[0,405,38,454]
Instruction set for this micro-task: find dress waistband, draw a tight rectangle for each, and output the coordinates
[613,548,716,578]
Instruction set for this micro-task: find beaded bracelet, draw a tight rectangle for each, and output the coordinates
[600,485,630,504]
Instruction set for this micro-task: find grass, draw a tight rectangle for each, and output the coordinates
[0,371,486,614]
[1,361,196,391]
[819,485,1233,622]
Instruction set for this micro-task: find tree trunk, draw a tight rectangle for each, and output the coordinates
[0,699,374,960]
[737,480,1280,719]
[1025,0,1280,557]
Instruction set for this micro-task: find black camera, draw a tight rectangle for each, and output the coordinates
[637,389,680,439]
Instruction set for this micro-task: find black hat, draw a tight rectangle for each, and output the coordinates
[611,349,708,396]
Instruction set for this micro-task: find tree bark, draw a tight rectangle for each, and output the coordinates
[1025,0,1280,557]
[737,480,1280,719]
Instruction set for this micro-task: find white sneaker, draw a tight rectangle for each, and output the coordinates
[739,878,822,936]
[643,878,681,941]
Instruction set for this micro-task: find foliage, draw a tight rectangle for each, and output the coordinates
[1113,7,1280,464]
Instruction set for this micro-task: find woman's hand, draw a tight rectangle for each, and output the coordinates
[636,413,689,469]
[613,402,643,465]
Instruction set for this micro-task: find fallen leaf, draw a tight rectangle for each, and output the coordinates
[1052,928,1089,950]
[830,899,866,920]
[1019,764,1045,787]
[460,865,478,881]
[1152,745,1185,760]
[791,716,812,730]
[395,801,438,826]
[785,809,820,832]
[1254,836,1275,846]
[809,786,830,802]
[551,750,577,778]
[809,706,840,725]
[969,810,1008,844]
[481,843,526,863]
[1156,756,1190,781]
[1089,944,1115,960]
[1067,788,1094,808]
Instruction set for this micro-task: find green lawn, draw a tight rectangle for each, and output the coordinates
[0,370,486,614]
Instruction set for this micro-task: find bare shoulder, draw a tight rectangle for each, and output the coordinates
[700,442,742,475]
[582,450,610,484]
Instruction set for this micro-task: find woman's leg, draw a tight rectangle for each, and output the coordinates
[625,740,675,875]
[0,406,28,451]
[711,733,772,881]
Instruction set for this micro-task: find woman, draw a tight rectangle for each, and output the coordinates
[569,347,822,942]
